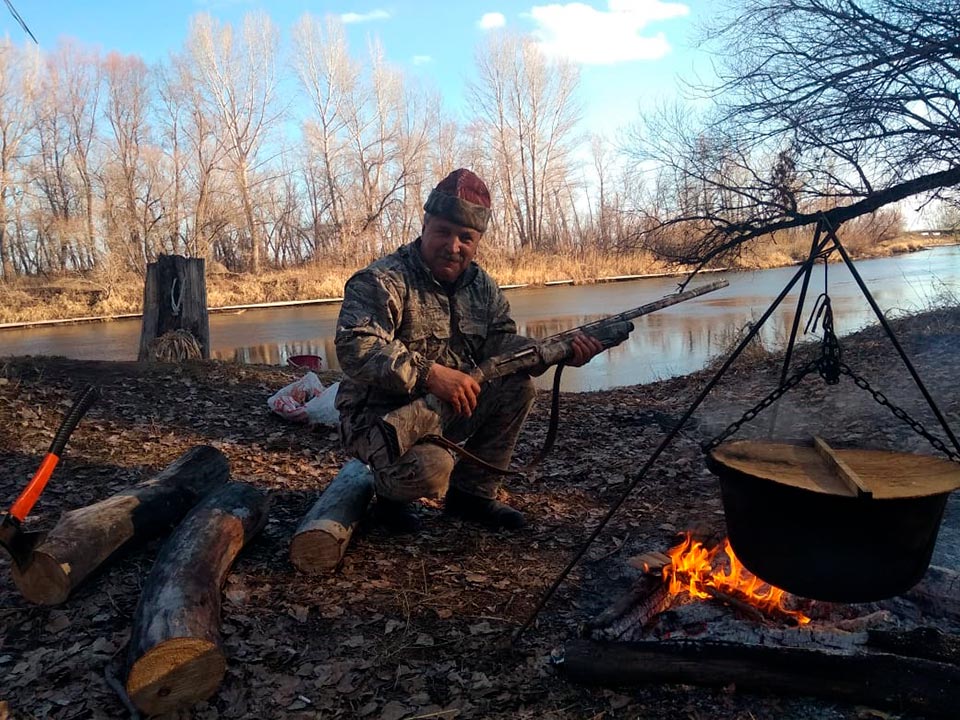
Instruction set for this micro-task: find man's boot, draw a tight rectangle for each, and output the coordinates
[444,487,526,530]
[373,497,422,534]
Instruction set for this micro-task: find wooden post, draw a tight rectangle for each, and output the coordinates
[289,459,374,573]
[10,445,230,605]
[125,481,271,716]
[138,254,210,361]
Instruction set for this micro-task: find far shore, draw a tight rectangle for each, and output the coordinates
[1,233,955,330]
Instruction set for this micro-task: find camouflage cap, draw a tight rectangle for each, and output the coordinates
[423,168,492,233]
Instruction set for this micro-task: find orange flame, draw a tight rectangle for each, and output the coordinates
[662,533,811,625]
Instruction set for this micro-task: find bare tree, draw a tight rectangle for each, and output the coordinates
[157,53,231,261]
[55,40,102,266]
[626,0,960,265]
[291,14,353,247]
[469,32,582,251]
[0,39,38,279]
[186,12,282,272]
[102,51,160,272]
[292,16,431,260]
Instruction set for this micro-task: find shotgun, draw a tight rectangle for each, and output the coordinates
[471,278,730,382]
[381,279,729,465]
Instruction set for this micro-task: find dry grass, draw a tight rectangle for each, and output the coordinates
[478,247,673,285]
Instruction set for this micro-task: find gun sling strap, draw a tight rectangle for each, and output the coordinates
[424,363,566,476]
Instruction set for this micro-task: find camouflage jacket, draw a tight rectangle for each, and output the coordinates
[335,240,531,441]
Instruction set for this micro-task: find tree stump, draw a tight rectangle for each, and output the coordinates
[11,445,229,605]
[125,481,271,715]
[138,254,210,361]
[289,459,374,573]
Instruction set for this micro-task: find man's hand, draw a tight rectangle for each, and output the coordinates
[425,363,481,417]
[567,332,605,367]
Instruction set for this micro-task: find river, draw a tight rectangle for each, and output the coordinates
[3,245,959,392]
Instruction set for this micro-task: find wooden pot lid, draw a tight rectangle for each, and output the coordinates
[708,437,960,499]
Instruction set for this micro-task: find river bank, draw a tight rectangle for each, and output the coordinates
[0,233,951,326]
[2,303,958,718]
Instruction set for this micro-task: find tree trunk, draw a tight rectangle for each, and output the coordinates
[562,638,960,718]
[138,253,210,361]
[289,459,374,573]
[11,445,229,605]
[125,481,271,716]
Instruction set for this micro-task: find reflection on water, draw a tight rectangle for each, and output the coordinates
[214,338,340,370]
[3,245,959,392]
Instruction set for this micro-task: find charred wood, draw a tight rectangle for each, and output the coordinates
[584,574,674,640]
[562,638,960,718]
[867,627,960,666]
[903,565,960,620]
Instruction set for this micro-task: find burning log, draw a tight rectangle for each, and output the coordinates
[125,481,270,716]
[11,445,229,605]
[561,638,960,718]
[289,459,374,573]
[582,573,673,640]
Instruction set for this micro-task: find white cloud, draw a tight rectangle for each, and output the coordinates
[340,9,391,24]
[412,55,433,65]
[528,1,689,65]
[478,12,507,30]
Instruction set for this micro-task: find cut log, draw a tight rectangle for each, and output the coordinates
[289,459,374,573]
[125,481,270,716]
[11,445,229,605]
[562,638,960,718]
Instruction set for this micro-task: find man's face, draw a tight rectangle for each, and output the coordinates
[420,215,482,283]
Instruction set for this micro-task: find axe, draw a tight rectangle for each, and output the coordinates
[0,384,99,570]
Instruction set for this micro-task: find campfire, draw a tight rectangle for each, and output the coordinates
[659,532,811,626]
[561,529,960,718]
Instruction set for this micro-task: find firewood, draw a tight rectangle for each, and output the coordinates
[125,481,270,716]
[11,445,229,605]
[627,551,671,573]
[562,638,960,718]
[903,565,960,620]
[289,459,374,573]
[867,627,960,665]
[584,574,675,640]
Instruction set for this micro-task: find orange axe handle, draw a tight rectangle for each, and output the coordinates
[7,385,99,522]
[9,454,61,522]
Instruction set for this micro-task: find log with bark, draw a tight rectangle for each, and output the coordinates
[289,458,374,573]
[562,638,960,718]
[125,480,271,716]
[11,445,229,605]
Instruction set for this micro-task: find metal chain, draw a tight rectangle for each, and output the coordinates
[703,358,819,452]
[838,363,960,463]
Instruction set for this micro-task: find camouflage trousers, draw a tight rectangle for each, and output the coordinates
[341,374,536,502]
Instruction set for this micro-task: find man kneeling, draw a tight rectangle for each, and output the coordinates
[334,168,601,533]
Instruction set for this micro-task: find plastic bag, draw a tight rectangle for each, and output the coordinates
[267,373,339,426]
[304,382,340,426]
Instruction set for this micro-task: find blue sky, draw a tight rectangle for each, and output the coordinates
[11,1,710,136]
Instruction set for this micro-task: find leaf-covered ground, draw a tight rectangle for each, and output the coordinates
[2,307,959,720]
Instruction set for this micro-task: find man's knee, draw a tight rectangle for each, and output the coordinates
[506,373,536,407]
[373,442,455,502]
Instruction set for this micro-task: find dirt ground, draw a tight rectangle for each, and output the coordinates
[1,306,959,720]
